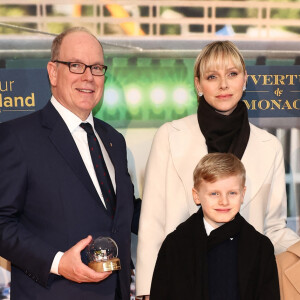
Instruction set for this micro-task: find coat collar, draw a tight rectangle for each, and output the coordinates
[284,241,300,294]
[180,210,266,300]
[169,115,207,215]
[284,260,300,294]
[168,114,276,215]
[192,211,261,298]
[237,219,264,299]
[240,123,277,211]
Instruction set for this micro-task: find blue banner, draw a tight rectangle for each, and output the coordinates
[0,66,299,123]
[0,69,50,123]
[245,66,300,118]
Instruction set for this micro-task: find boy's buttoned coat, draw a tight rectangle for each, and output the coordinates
[136,114,299,296]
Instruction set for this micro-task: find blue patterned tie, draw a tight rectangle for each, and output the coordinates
[80,122,116,217]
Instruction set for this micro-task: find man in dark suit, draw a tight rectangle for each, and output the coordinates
[0,27,134,300]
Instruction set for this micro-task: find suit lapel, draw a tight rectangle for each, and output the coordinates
[93,120,119,190]
[41,102,103,207]
[94,121,115,166]
[93,120,121,214]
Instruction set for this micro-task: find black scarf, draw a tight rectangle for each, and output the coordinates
[197,97,250,160]
[207,212,242,250]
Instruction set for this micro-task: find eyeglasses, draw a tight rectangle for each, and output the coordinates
[53,60,107,76]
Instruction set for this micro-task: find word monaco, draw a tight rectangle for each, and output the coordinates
[244,74,300,111]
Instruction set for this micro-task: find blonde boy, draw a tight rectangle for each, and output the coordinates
[150,153,280,300]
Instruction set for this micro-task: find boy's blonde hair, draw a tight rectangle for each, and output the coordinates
[193,153,246,189]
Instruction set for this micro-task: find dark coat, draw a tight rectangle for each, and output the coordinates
[150,209,280,300]
[0,101,134,300]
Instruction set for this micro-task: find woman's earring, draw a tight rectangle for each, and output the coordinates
[198,92,203,97]
[243,86,246,92]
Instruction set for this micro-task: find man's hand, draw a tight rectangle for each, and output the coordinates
[58,235,112,283]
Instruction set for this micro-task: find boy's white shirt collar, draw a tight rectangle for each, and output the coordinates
[203,217,234,240]
[203,217,215,236]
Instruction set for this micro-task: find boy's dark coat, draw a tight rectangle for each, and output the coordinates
[150,209,280,300]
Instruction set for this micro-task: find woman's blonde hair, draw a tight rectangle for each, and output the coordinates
[193,153,246,189]
[194,41,246,81]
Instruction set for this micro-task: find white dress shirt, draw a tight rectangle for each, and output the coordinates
[50,96,116,275]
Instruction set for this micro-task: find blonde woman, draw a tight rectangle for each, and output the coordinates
[136,41,299,299]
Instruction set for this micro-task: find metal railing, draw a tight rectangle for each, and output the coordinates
[1,0,300,39]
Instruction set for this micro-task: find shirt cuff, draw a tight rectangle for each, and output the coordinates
[50,251,64,275]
